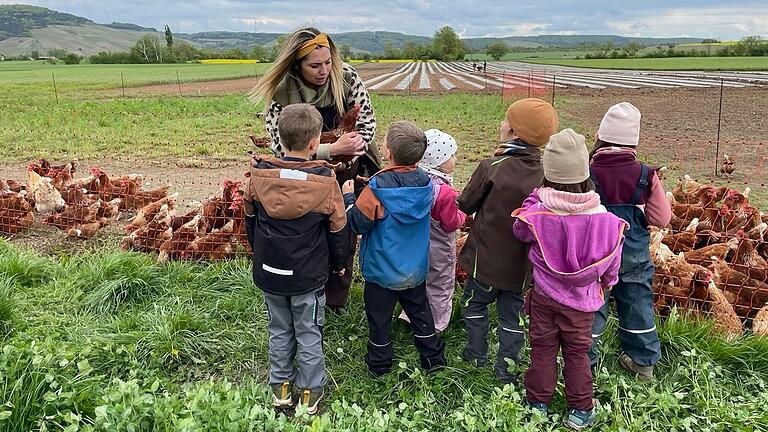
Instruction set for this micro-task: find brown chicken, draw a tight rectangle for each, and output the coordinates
[729,227,768,283]
[320,104,361,166]
[92,198,121,225]
[2,178,25,194]
[89,168,142,202]
[125,194,179,233]
[0,193,34,234]
[722,188,750,212]
[67,220,103,239]
[455,233,469,284]
[123,204,175,252]
[709,257,768,319]
[719,153,735,179]
[121,182,172,210]
[43,201,100,230]
[232,209,253,256]
[200,180,242,233]
[672,175,709,204]
[684,237,739,266]
[158,214,202,262]
[661,218,699,253]
[248,135,271,149]
[752,303,768,336]
[181,220,237,261]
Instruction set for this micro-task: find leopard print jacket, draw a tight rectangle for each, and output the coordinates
[264,63,376,158]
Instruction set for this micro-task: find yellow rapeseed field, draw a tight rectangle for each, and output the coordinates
[199,59,259,64]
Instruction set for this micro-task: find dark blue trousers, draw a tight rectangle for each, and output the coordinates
[589,266,661,367]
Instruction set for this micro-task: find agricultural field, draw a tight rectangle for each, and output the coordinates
[2,61,768,431]
[521,56,768,71]
[465,50,593,61]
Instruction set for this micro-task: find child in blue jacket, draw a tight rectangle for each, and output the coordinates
[342,121,447,377]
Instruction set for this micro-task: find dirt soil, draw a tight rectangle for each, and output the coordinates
[8,77,768,254]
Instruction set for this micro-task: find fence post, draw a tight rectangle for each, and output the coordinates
[51,73,59,105]
[551,74,556,107]
[121,71,125,97]
[528,71,531,98]
[714,78,724,176]
[176,70,182,96]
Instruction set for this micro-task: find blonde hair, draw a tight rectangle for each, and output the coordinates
[278,104,323,152]
[249,28,347,116]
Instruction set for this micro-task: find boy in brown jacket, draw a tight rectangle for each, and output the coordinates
[458,98,558,384]
[243,103,348,414]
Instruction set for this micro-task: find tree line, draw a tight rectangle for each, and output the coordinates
[584,36,768,59]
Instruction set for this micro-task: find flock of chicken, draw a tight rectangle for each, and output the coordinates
[0,160,251,261]
[652,175,768,338]
[4,155,768,336]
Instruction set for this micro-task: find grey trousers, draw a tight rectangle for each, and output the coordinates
[264,289,326,391]
[461,276,525,384]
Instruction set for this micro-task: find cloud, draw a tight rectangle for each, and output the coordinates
[1,0,766,40]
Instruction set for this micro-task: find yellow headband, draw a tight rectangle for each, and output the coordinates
[296,33,330,58]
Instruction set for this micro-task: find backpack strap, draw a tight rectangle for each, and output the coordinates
[589,168,606,203]
[629,164,650,205]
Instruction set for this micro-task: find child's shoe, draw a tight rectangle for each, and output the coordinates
[528,402,548,414]
[565,407,596,430]
[297,387,324,415]
[271,381,294,408]
[619,353,654,381]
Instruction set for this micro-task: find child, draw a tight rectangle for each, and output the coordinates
[242,103,348,415]
[588,102,672,380]
[457,98,558,384]
[512,129,628,429]
[399,129,466,333]
[342,121,447,377]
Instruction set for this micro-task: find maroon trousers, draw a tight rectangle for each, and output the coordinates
[525,289,594,411]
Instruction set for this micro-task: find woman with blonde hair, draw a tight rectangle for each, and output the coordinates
[250,27,380,312]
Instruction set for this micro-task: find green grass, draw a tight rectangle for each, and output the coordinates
[0,61,271,101]
[521,56,768,71]
[1,239,768,431]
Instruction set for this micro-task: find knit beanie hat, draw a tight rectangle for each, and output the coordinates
[505,98,559,147]
[597,102,641,146]
[421,129,458,169]
[543,129,590,184]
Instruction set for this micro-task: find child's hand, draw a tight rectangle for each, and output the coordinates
[342,180,355,194]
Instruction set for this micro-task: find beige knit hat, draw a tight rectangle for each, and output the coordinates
[543,129,590,184]
[597,102,641,146]
[505,98,559,147]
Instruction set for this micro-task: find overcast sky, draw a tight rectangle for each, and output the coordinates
[4,0,767,39]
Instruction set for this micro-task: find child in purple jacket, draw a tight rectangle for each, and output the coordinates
[512,129,627,430]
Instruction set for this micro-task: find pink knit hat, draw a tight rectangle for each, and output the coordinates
[597,102,641,146]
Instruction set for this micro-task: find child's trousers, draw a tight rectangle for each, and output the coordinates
[589,266,661,367]
[364,281,446,376]
[525,289,594,411]
[461,276,525,383]
[264,289,326,391]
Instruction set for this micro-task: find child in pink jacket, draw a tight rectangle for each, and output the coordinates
[513,129,627,430]
[400,129,466,332]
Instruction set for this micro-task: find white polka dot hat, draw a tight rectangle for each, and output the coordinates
[421,129,458,169]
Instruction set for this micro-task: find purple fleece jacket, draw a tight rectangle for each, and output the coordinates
[512,188,628,312]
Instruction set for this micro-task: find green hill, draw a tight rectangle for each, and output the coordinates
[0,4,707,57]
[0,4,90,39]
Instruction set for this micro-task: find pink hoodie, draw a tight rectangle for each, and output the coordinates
[513,188,628,312]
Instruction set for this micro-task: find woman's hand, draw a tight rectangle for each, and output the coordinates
[330,132,365,157]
